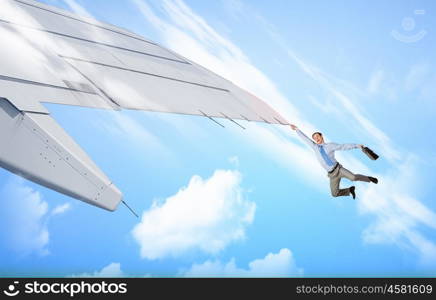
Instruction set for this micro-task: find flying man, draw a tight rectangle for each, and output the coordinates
[290,124,378,199]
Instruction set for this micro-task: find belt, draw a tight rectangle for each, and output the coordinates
[328,163,339,174]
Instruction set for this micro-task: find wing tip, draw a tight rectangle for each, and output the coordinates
[98,183,123,212]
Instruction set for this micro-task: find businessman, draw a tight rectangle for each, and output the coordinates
[290,124,378,199]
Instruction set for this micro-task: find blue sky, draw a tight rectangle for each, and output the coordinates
[1,0,435,277]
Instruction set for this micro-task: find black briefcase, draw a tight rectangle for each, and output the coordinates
[362,147,379,160]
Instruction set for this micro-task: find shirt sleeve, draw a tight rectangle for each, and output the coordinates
[329,143,360,151]
[296,129,316,148]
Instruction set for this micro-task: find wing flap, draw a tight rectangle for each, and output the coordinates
[0,78,114,110]
[0,98,122,211]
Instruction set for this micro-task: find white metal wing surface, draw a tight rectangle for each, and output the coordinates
[0,0,288,211]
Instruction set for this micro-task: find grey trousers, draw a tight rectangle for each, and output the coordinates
[327,164,370,197]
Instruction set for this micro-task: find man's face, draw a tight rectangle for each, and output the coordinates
[312,133,324,144]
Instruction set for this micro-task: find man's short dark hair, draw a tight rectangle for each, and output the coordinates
[312,132,323,139]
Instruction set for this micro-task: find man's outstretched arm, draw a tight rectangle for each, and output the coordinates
[289,124,316,148]
[331,143,364,151]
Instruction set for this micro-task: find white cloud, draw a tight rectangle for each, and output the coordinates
[71,262,154,277]
[0,177,74,256]
[182,248,303,277]
[62,0,94,19]
[0,178,50,256]
[72,262,125,277]
[228,156,239,167]
[285,51,401,163]
[404,63,436,100]
[366,69,397,100]
[94,111,173,160]
[222,0,245,21]
[308,94,340,115]
[242,122,326,189]
[358,157,436,266]
[51,203,71,216]
[405,63,430,92]
[132,169,255,259]
[367,69,384,94]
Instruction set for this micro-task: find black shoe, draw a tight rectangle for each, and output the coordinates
[349,186,356,199]
[369,177,378,184]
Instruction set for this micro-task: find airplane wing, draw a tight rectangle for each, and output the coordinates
[0,0,288,211]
